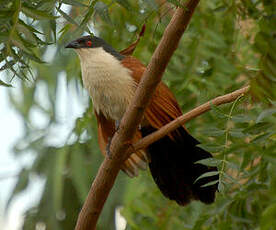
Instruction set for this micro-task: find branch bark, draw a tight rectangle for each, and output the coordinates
[74,1,200,230]
[130,86,250,153]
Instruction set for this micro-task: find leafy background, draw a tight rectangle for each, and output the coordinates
[0,0,276,229]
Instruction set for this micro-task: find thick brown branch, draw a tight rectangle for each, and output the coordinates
[74,1,200,230]
[131,86,250,152]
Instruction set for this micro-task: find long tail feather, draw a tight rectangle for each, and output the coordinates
[142,126,218,205]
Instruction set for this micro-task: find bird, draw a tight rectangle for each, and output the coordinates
[65,35,218,206]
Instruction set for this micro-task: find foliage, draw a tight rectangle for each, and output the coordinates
[1,0,276,229]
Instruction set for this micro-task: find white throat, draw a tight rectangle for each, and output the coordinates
[76,47,136,121]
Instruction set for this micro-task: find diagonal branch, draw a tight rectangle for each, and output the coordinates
[130,86,250,153]
[74,1,201,230]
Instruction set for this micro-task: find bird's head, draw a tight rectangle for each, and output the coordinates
[65,36,124,61]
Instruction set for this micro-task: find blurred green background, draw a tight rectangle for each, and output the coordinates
[0,0,276,229]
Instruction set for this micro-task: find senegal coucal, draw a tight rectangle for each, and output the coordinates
[65,36,218,205]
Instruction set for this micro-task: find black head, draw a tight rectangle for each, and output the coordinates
[65,36,124,60]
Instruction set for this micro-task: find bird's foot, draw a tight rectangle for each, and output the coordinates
[106,137,113,159]
[124,140,136,153]
[115,120,121,131]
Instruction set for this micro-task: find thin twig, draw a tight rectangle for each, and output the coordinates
[130,86,250,153]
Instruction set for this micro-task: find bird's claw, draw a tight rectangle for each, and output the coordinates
[115,120,121,131]
[106,137,112,159]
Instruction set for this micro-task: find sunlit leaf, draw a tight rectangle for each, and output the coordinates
[201,180,219,188]
[22,6,58,20]
[195,157,222,167]
[194,171,219,184]
[0,79,13,87]
[62,0,88,7]
[56,7,79,26]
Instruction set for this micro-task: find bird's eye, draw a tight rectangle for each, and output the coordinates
[86,40,92,47]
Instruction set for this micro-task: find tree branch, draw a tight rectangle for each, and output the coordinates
[130,86,250,153]
[74,1,200,230]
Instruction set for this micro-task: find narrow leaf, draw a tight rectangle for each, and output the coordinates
[94,2,112,25]
[115,0,131,10]
[201,127,225,136]
[201,180,219,188]
[0,79,13,87]
[243,122,271,135]
[232,114,252,123]
[251,132,273,144]
[62,0,88,7]
[256,108,276,123]
[194,171,219,184]
[56,7,79,26]
[229,129,246,138]
[197,143,225,152]
[22,6,58,20]
[195,157,222,167]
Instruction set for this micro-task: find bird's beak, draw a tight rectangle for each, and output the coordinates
[65,40,80,49]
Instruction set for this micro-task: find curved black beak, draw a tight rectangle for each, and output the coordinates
[65,40,80,49]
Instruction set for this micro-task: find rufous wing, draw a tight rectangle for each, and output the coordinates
[95,111,148,178]
[121,56,184,133]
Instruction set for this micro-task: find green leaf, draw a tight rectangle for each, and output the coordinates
[232,114,252,123]
[11,33,31,53]
[22,6,58,20]
[115,0,131,10]
[167,0,185,8]
[193,215,209,230]
[70,150,89,202]
[197,143,225,152]
[18,19,43,34]
[201,180,219,188]
[0,31,9,42]
[0,79,13,87]
[56,7,79,26]
[6,168,29,210]
[21,50,45,64]
[218,180,225,192]
[62,0,88,7]
[194,171,219,184]
[243,122,271,135]
[223,172,240,184]
[225,161,239,170]
[78,0,97,32]
[195,157,222,167]
[201,127,225,136]
[0,60,16,71]
[94,2,112,25]
[256,108,276,123]
[210,103,228,118]
[229,129,246,138]
[251,132,273,144]
[53,148,68,211]
[260,202,276,230]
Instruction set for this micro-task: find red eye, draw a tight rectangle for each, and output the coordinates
[86,40,92,47]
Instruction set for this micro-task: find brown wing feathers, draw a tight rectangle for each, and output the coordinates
[95,111,148,177]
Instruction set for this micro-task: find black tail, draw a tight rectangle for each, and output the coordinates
[141,126,218,206]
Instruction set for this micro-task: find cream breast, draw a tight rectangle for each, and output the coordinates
[75,47,137,121]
